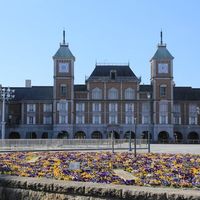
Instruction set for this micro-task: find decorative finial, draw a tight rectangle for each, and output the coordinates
[160,29,163,45]
[63,29,65,44]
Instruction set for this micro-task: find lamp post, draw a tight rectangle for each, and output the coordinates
[0,87,15,139]
[111,130,114,153]
[147,93,151,153]
[134,117,137,157]
[129,129,132,151]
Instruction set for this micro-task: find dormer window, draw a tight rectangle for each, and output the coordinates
[110,70,116,80]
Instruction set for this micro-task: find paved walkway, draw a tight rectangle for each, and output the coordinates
[149,144,200,154]
[0,144,200,154]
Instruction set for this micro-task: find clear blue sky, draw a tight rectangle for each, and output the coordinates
[0,0,200,87]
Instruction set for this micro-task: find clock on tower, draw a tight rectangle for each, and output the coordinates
[158,63,168,73]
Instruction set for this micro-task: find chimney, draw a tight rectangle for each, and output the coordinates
[25,80,31,88]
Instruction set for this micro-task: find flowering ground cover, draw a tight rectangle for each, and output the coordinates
[0,151,200,188]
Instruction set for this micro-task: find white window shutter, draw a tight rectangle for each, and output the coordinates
[27,104,29,112]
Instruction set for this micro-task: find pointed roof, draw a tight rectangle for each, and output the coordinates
[150,31,174,61]
[151,45,174,61]
[53,30,75,60]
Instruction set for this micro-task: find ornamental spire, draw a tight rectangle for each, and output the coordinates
[63,29,66,45]
[160,29,163,45]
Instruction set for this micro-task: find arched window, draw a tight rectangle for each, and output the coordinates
[125,88,135,99]
[108,88,118,99]
[92,88,102,99]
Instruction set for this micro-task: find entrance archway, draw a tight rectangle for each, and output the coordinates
[174,131,183,143]
[74,131,86,139]
[9,132,20,139]
[158,131,169,143]
[188,132,199,143]
[42,132,48,139]
[91,131,102,139]
[108,131,120,139]
[124,131,135,139]
[57,131,69,139]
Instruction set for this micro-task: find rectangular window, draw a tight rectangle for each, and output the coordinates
[43,104,52,112]
[76,115,85,124]
[160,86,166,96]
[174,116,181,124]
[110,70,116,80]
[160,102,168,112]
[125,116,134,124]
[59,115,68,124]
[92,103,101,112]
[57,102,68,112]
[27,104,36,112]
[159,115,168,124]
[60,84,67,96]
[142,102,150,112]
[125,103,134,112]
[92,115,101,124]
[109,114,117,124]
[142,115,149,124]
[109,103,118,112]
[43,116,52,124]
[76,103,85,112]
[27,116,36,124]
[189,116,197,125]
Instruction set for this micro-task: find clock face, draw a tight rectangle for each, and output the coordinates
[158,63,168,73]
[59,63,69,73]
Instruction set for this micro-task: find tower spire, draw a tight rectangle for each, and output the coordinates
[160,29,163,45]
[63,29,66,44]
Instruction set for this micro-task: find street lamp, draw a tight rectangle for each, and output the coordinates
[111,130,114,153]
[147,93,151,153]
[134,117,137,157]
[129,130,132,151]
[0,87,15,139]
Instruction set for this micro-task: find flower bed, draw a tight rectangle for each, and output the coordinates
[0,152,200,188]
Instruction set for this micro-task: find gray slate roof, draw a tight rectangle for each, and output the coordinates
[12,86,53,101]
[10,85,200,101]
[139,84,152,92]
[53,44,75,60]
[174,87,200,101]
[74,85,87,92]
[151,45,174,61]
[89,65,138,79]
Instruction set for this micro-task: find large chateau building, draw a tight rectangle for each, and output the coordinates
[1,31,200,143]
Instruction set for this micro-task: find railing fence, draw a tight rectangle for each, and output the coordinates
[0,139,149,152]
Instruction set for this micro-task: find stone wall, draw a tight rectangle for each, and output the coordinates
[0,175,199,200]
